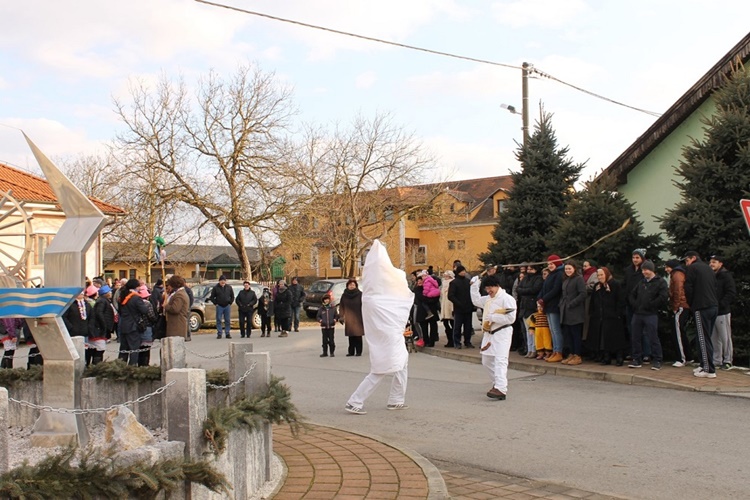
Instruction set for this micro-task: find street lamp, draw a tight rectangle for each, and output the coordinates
[500,103,520,115]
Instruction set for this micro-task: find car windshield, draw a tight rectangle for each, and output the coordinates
[309,281,333,293]
[191,285,209,298]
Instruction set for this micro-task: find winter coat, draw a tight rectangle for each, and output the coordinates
[118,291,150,336]
[209,283,234,307]
[236,289,258,313]
[538,266,563,315]
[587,279,628,353]
[288,283,306,307]
[559,274,587,326]
[93,296,115,339]
[150,285,164,314]
[339,288,364,337]
[685,259,718,311]
[317,304,339,328]
[258,295,274,318]
[63,299,94,337]
[498,269,517,295]
[629,276,668,315]
[715,267,737,315]
[516,273,543,318]
[439,278,454,320]
[668,267,689,312]
[623,264,643,298]
[164,287,189,338]
[448,275,473,314]
[274,287,293,319]
[422,275,441,298]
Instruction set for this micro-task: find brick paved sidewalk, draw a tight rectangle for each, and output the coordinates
[272,423,447,499]
[423,344,750,394]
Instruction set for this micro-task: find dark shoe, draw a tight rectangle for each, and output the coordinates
[279,332,288,337]
[225,335,232,339]
[628,361,642,368]
[455,345,462,349]
[651,362,662,371]
[486,388,506,400]
[216,335,222,339]
[294,329,300,332]
[346,353,354,357]
[355,353,362,356]
[444,343,454,348]
[320,353,328,357]
[465,344,475,348]
[330,353,335,357]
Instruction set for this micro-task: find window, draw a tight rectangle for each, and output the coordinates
[34,234,54,265]
[447,240,455,250]
[292,253,301,261]
[119,270,128,279]
[128,269,136,279]
[457,240,466,250]
[449,203,455,213]
[414,245,426,265]
[384,207,394,221]
[496,200,506,215]
[311,248,319,269]
[331,251,341,269]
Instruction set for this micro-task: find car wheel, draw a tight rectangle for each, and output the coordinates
[252,310,262,330]
[189,312,202,333]
[305,310,317,319]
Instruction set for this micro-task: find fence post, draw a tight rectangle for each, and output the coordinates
[245,352,272,480]
[165,368,206,461]
[0,387,8,473]
[160,337,186,381]
[228,342,254,401]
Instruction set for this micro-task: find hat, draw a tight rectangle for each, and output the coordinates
[219,275,227,281]
[483,275,501,287]
[681,250,700,261]
[547,254,563,267]
[92,277,104,286]
[443,270,455,279]
[709,254,724,263]
[137,285,150,299]
[99,285,112,295]
[154,279,163,287]
[641,260,655,272]
[125,278,141,291]
[455,265,466,274]
[419,270,429,277]
[632,248,646,259]
[85,285,98,298]
[665,259,680,270]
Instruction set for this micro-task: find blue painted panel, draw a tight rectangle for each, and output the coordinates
[0,288,82,318]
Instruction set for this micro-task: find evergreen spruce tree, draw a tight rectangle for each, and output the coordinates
[547,173,661,272]
[482,111,583,265]
[660,64,750,362]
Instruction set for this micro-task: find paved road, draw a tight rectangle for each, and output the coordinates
[185,327,750,500]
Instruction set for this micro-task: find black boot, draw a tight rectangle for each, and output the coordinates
[138,348,151,367]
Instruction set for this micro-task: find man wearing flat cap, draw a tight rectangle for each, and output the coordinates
[682,251,718,378]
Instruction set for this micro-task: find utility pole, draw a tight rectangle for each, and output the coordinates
[522,62,530,147]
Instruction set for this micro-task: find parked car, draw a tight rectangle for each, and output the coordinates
[302,279,349,318]
[188,280,264,333]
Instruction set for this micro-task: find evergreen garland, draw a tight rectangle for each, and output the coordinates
[83,359,162,383]
[203,375,304,454]
[206,368,229,387]
[0,365,43,388]
[0,446,231,499]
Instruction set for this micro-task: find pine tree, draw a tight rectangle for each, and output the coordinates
[547,173,661,272]
[660,64,750,362]
[482,111,583,265]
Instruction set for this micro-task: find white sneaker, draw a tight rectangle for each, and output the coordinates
[386,403,409,410]
[672,361,687,367]
[694,371,717,378]
[345,403,367,415]
[693,366,704,373]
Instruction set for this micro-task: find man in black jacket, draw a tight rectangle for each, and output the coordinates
[682,251,718,378]
[236,281,258,338]
[210,275,235,339]
[288,277,306,332]
[627,260,668,370]
[709,255,737,370]
[448,265,474,349]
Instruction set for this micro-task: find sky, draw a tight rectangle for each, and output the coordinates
[1,0,750,185]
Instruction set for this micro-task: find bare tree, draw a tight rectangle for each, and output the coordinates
[114,64,298,279]
[286,113,445,277]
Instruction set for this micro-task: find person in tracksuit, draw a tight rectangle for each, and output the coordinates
[682,251,719,378]
[709,255,736,370]
[665,259,693,367]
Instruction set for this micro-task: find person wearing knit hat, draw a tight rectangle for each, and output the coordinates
[627,260,667,370]
[537,254,564,362]
[664,259,692,367]
[448,264,475,349]
[90,282,116,366]
[85,285,98,299]
[709,254,737,371]
[624,248,648,361]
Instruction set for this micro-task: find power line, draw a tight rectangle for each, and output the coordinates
[194,0,521,71]
[195,0,662,117]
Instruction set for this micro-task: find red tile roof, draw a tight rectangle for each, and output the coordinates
[0,162,126,215]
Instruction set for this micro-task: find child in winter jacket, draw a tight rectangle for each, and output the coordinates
[317,296,340,357]
[421,271,441,319]
[528,303,552,360]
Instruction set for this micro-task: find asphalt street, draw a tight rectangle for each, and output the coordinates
[184,325,750,500]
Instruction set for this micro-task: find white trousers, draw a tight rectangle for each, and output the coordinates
[482,331,511,393]
[347,366,408,408]
[711,313,733,365]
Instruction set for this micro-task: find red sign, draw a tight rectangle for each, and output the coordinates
[741,199,750,235]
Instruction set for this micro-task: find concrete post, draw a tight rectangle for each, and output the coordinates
[0,388,8,473]
[228,342,254,401]
[245,352,272,480]
[160,337,186,381]
[165,368,207,461]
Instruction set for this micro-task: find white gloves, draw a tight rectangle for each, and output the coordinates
[470,276,479,285]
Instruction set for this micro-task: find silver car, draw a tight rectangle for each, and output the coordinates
[188,280,263,332]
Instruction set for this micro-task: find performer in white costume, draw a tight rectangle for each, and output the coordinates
[345,240,414,415]
[470,274,517,400]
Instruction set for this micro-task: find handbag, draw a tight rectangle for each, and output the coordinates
[152,314,167,340]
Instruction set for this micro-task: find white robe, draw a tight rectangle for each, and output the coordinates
[360,240,413,374]
[470,281,517,357]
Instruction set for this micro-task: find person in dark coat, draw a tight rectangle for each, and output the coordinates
[317,295,339,357]
[63,290,95,338]
[683,251,719,377]
[559,261,587,365]
[709,255,737,370]
[628,260,668,369]
[90,285,115,366]
[538,255,564,362]
[257,288,273,337]
[448,266,474,349]
[274,281,293,337]
[339,278,364,356]
[236,281,258,338]
[288,277,306,332]
[117,278,151,366]
[516,264,543,357]
[587,267,628,365]
[210,275,235,339]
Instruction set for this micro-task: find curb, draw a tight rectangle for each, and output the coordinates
[310,422,450,500]
[421,346,750,395]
